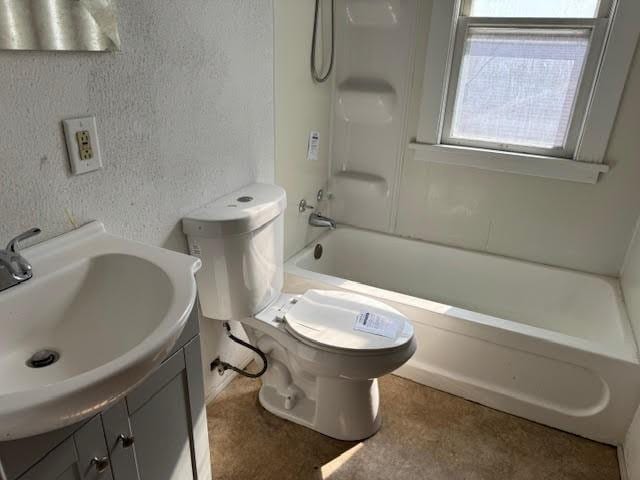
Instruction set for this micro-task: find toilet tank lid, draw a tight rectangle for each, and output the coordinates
[182,183,287,238]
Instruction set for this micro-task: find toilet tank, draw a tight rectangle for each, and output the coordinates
[182,183,286,321]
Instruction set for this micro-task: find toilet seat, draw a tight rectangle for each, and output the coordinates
[281,290,414,355]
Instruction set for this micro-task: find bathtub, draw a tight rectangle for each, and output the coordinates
[285,227,640,444]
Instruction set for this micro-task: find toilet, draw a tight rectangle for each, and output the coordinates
[183,183,416,441]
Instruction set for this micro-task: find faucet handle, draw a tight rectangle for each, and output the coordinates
[6,228,41,253]
[298,199,315,213]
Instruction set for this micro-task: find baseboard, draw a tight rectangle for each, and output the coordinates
[619,445,630,480]
[204,350,255,405]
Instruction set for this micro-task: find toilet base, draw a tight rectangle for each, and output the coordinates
[258,375,382,441]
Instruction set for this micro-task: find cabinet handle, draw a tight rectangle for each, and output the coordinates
[117,433,135,448]
[91,456,110,473]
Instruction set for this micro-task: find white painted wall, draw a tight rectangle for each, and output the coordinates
[623,222,640,479]
[625,402,640,479]
[623,222,640,343]
[0,1,274,401]
[274,0,333,259]
[395,9,640,276]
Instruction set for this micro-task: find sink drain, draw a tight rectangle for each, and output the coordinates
[26,349,60,368]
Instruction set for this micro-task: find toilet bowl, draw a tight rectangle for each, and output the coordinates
[182,183,416,440]
[245,290,416,440]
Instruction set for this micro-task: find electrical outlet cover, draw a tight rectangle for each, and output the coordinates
[62,116,103,175]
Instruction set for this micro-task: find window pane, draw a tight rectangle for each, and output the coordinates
[449,28,590,150]
[469,0,600,18]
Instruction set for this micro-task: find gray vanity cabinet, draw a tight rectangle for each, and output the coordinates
[0,307,211,480]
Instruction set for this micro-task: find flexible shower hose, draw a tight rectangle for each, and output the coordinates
[311,0,335,83]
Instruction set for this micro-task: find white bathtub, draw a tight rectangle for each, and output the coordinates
[285,227,640,444]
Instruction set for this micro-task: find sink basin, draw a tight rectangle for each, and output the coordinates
[0,222,201,440]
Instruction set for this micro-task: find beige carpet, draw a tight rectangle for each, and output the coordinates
[207,373,619,480]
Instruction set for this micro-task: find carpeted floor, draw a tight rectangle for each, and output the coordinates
[207,373,620,480]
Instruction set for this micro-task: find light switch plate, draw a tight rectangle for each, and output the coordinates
[62,116,103,175]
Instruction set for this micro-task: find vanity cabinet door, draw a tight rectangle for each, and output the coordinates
[100,401,139,480]
[20,416,112,480]
[19,438,81,480]
[129,374,194,480]
[125,351,194,480]
[106,338,211,480]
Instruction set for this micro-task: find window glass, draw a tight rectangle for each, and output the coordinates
[449,28,591,150]
[469,0,600,18]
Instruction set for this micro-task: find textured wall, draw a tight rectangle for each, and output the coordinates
[0,1,274,252]
[0,1,274,401]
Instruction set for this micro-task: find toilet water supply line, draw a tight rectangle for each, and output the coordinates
[210,322,268,379]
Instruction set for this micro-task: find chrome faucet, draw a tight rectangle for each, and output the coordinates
[309,212,336,230]
[0,228,41,292]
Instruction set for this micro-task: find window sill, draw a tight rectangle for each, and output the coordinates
[408,143,609,184]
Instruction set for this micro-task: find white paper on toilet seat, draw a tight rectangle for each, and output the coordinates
[354,311,400,339]
[283,289,413,351]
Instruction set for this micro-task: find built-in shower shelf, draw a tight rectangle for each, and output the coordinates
[346,0,401,28]
[330,170,389,197]
[337,78,396,124]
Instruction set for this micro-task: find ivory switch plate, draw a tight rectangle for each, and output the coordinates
[63,116,103,175]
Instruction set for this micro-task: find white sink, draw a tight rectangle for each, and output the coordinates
[0,222,201,440]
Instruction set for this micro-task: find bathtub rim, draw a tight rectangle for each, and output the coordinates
[286,226,639,366]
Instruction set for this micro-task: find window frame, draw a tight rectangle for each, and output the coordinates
[412,0,640,184]
[441,17,608,158]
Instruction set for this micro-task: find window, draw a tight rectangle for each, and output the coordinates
[413,0,640,183]
[468,0,601,18]
[443,0,609,158]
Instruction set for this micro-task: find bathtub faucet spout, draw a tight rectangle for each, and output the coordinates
[309,212,336,230]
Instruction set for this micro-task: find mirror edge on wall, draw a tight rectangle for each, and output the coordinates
[0,0,120,52]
